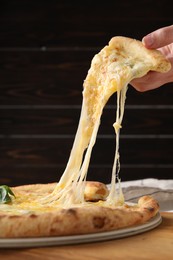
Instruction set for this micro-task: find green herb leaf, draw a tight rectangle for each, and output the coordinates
[0,185,15,204]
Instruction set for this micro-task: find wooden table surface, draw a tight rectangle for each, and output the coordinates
[0,212,173,260]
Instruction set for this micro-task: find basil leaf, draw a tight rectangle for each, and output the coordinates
[0,185,15,204]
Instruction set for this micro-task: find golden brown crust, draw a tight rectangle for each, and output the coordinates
[84,181,109,201]
[109,36,171,73]
[0,183,159,238]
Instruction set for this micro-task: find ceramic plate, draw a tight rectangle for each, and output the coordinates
[0,213,161,248]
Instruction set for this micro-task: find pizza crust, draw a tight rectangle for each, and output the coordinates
[0,183,159,238]
[109,36,171,74]
[84,181,109,201]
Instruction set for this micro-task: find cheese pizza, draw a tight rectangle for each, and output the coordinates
[0,36,171,238]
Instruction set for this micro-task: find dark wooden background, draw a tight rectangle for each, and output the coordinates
[0,0,173,186]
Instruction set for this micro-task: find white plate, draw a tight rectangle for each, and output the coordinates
[0,213,161,248]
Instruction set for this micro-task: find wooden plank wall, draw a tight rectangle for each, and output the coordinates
[0,0,173,186]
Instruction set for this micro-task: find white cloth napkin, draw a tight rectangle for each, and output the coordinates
[120,178,173,212]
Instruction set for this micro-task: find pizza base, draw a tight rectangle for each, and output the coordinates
[0,183,159,238]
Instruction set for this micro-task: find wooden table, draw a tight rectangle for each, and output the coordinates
[0,212,173,260]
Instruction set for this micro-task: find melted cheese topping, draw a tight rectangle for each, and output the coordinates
[38,39,150,209]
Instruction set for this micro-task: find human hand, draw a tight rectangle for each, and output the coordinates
[130,25,173,91]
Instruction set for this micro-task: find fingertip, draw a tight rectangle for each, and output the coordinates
[142,37,146,46]
[142,34,154,48]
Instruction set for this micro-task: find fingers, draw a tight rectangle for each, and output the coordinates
[130,72,160,92]
[142,25,173,49]
[130,69,172,92]
[159,43,173,64]
[132,26,173,91]
[131,42,173,91]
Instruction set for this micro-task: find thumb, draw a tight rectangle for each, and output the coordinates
[142,25,173,49]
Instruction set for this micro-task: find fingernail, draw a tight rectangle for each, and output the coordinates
[142,34,154,48]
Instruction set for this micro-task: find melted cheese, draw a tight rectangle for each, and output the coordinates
[39,39,147,208]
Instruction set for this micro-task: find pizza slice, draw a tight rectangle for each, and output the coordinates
[52,36,171,207]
